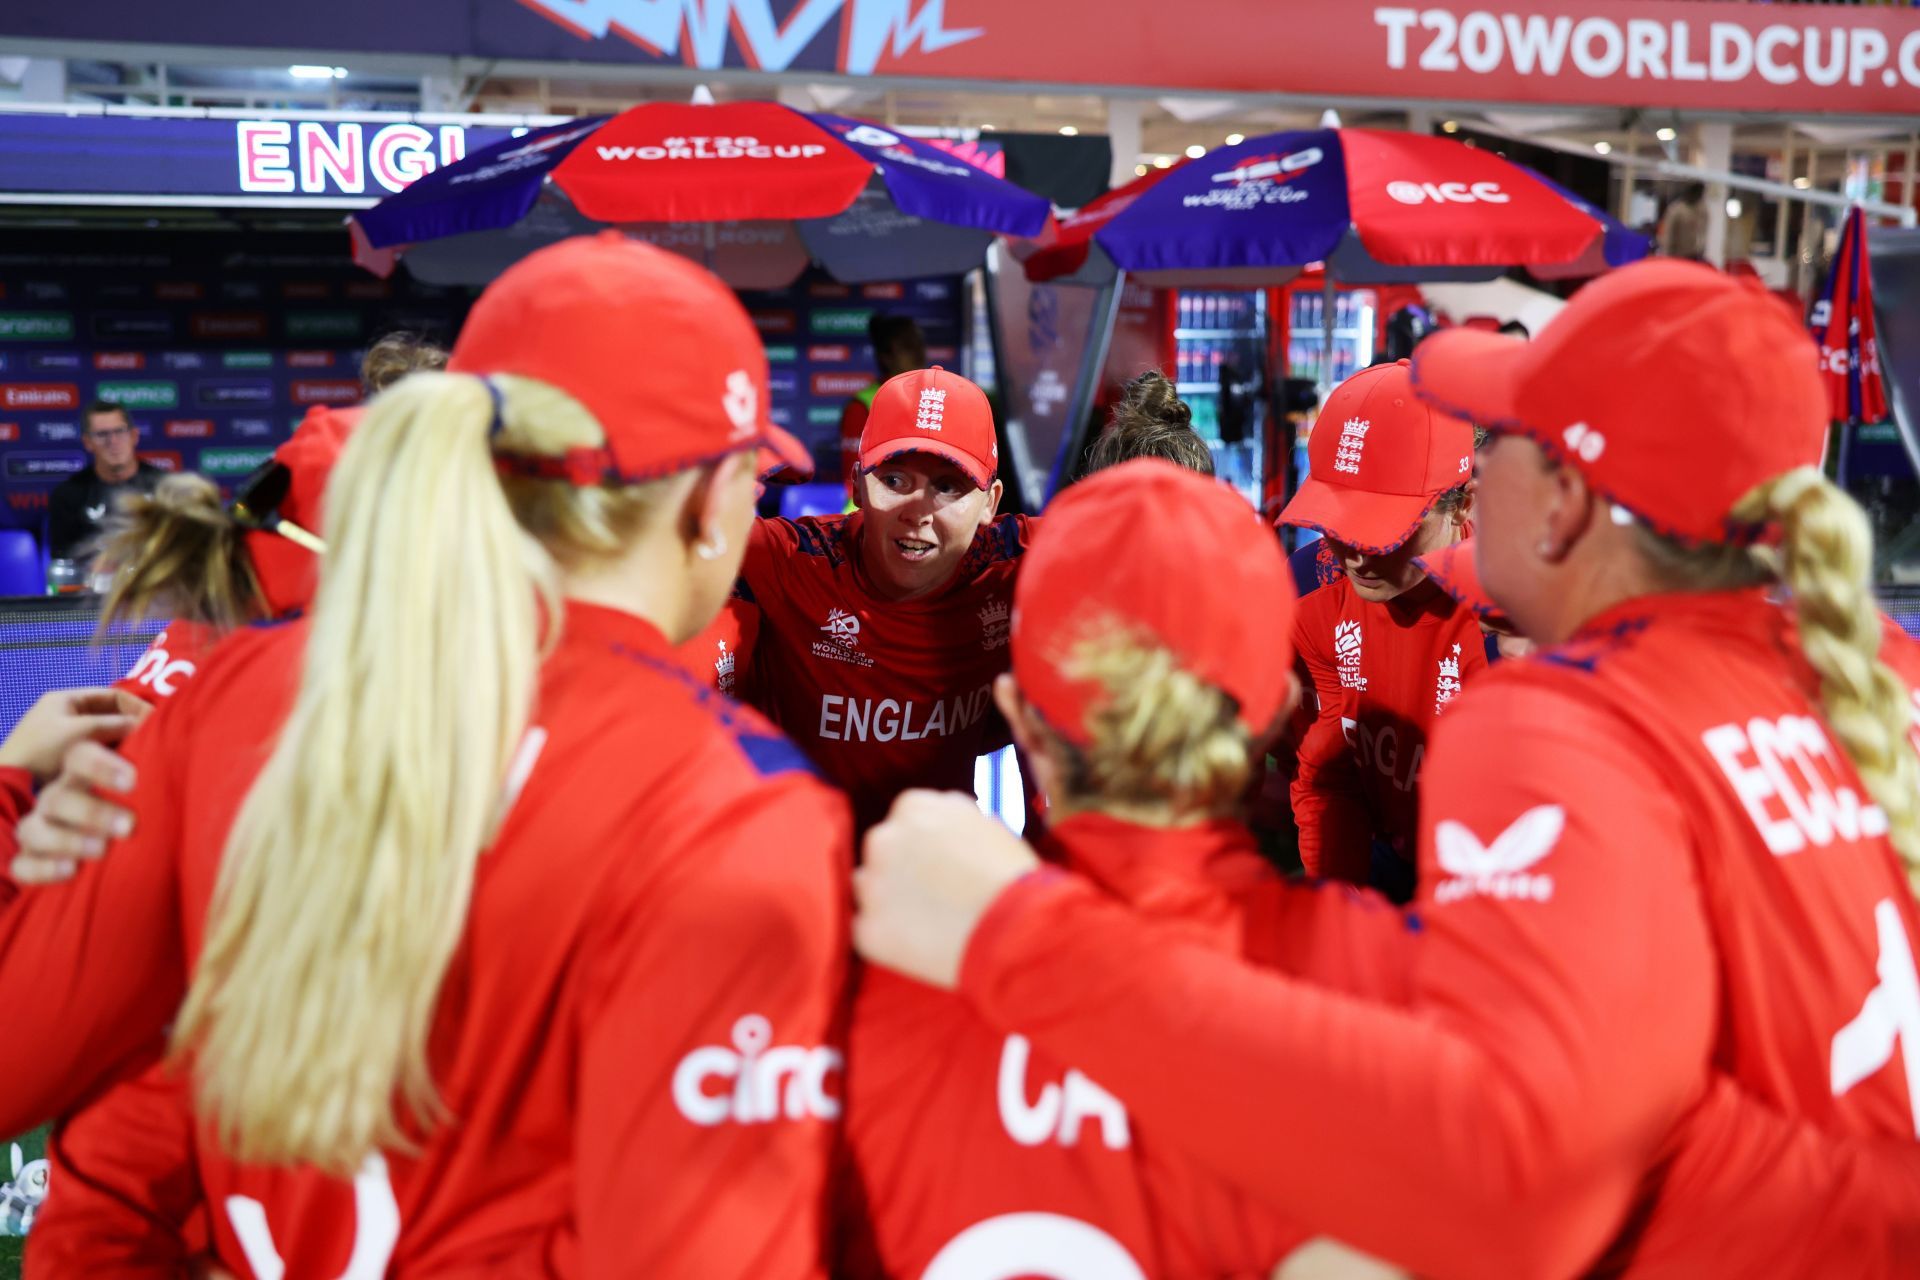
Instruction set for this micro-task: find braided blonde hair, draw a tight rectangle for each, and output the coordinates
[1637,466,1920,893]
[1745,469,1920,893]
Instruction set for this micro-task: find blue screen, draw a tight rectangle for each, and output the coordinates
[0,599,164,739]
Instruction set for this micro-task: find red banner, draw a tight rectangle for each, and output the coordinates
[898,0,1920,116]
[10,1,1920,118]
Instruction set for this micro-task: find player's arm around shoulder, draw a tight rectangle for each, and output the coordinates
[0,663,204,1135]
[740,511,802,596]
[1413,664,1720,1169]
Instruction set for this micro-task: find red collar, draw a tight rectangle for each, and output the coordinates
[1038,811,1274,930]
[556,599,675,656]
[1568,586,1776,642]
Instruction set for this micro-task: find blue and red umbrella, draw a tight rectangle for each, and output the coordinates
[1812,205,1888,428]
[1811,205,1890,485]
[350,101,1050,287]
[1020,127,1648,287]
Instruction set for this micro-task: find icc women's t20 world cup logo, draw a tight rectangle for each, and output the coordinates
[517,0,987,75]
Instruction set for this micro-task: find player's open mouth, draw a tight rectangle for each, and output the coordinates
[894,538,937,562]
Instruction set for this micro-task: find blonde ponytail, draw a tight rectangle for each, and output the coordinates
[1050,628,1253,822]
[1735,468,1920,895]
[170,371,675,1172]
[94,472,266,633]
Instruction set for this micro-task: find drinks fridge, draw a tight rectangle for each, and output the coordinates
[1172,288,1267,505]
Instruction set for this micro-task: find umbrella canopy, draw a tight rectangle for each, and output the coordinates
[1523,171,1654,280]
[1812,205,1889,427]
[351,102,1050,287]
[1019,127,1644,288]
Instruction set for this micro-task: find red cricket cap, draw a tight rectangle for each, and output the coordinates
[1410,258,1825,544]
[1413,537,1506,626]
[858,365,997,490]
[1277,359,1475,555]
[246,403,359,617]
[1014,458,1295,746]
[448,231,811,484]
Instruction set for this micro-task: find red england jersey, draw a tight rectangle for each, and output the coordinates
[113,621,225,706]
[740,511,1031,832]
[27,599,766,1274]
[113,602,752,711]
[843,812,1413,1279]
[0,767,29,903]
[683,597,760,699]
[1291,577,1492,890]
[27,1067,214,1275]
[954,588,1920,1277]
[0,601,851,1278]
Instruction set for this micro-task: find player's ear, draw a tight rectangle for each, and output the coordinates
[1451,485,1474,532]
[994,673,1069,808]
[682,460,722,550]
[992,674,1043,758]
[992,672,1022,731]
[1538,460,1596,564]
[980,478,1004,526]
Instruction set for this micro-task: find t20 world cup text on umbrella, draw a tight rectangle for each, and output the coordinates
[1017,126,1648,386]
[351,100,1051,288]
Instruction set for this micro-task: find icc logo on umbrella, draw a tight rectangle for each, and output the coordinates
[1386,180,1511,206]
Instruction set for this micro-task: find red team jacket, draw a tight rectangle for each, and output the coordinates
[1291,577,1491,886]
[19,600,767,1273]
[953,589,1920,1278]
[843,811,1413,1279]
[740,511,1031,832]
[0,768,28,893]
[0,603,850,1278]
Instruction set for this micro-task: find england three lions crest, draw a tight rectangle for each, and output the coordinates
[979,598,1010,651]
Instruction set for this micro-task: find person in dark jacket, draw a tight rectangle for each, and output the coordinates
[46,400,163,562]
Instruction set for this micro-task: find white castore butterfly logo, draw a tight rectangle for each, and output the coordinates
[722,369,757,440]
[1432,805,1563,904]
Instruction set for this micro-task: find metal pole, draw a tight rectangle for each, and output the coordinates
[1322,273,1337,391]
[1617,123,1639,225]
[1465,118,1917,227]
[1105,97,1142,190]
[1779,126,1795,261]
[1796,142,1819,300]
[1905,132,1919,217]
